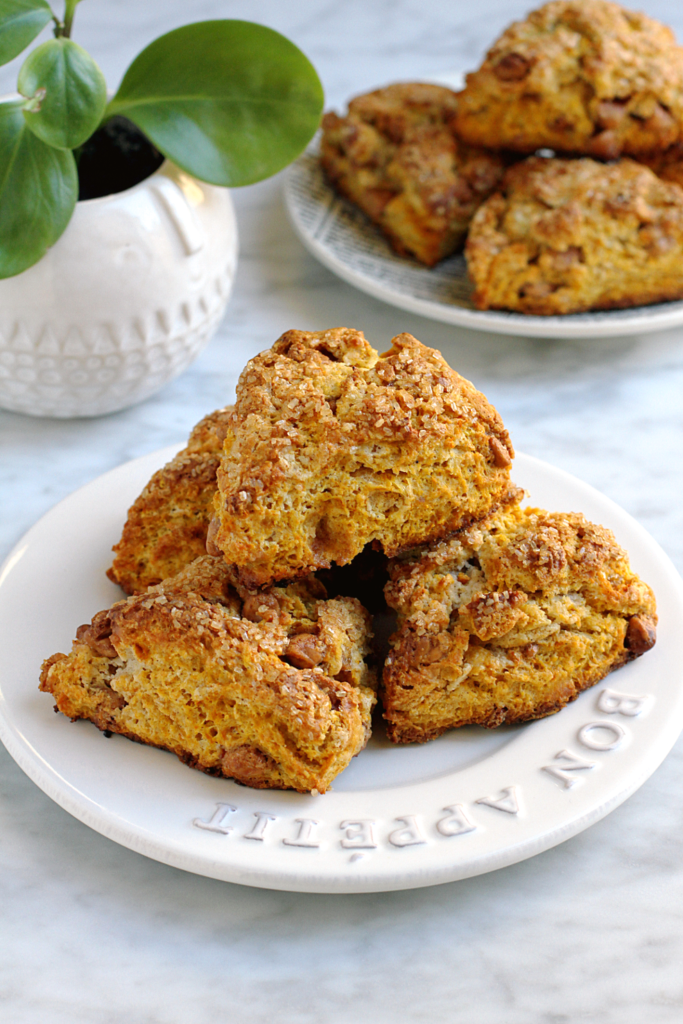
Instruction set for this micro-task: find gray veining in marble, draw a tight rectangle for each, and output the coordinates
[2,2,683,1022]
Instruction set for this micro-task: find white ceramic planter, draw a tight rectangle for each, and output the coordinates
[0,160,238,418]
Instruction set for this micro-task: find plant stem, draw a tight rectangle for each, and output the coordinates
[60,0,79,38]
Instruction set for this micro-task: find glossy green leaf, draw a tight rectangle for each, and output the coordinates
[0,99,77,278]
[0,0,53,67]
[18,37,107,149]
[107,20,324,187]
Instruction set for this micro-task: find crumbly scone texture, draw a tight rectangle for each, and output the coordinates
[40,556,376,794]
[107,407,233,594]
[209,328,514,588]
[453,0,683,159]
[382,491,657,743]
[466,156,683,315]
[320,82,505,266]
[641,143,683,189]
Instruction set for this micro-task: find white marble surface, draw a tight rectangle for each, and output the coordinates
[2,1,683,1021]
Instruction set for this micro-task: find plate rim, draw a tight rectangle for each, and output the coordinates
[284,83,683,340]
[1,447,682,893]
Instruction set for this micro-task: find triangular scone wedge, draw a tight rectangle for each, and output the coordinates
[320,82,505,266]
[382,489,656,743]
[107,407,233,594]
[453,0,683,159]
[41,556,376,794]
[208,328,514,588]
[466,157,683,315]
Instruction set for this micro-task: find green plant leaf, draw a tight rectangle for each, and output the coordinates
[0,99,77,278]
[0,0,53,67]
[107,20,324,187]
[18,37,107,149]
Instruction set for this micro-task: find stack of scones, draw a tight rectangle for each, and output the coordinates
[41,327,657,792]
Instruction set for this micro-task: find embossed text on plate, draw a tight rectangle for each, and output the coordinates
[243,811,277,841]
[340,819,377,849]
[476,786,521,815]
[388,816,426,847]
[597,688,653,717]
[542,749,597,789]
[283,818,321,848]
[193,802,237,834]
[578,721,627,751]
[436,804,477,837]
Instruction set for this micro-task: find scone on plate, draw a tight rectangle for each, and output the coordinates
[466,156,683,314]
[208,327,514,588]
[453,0,683,159]
[321,82,505,265]
[382,489,657,743]
[108,407,233,595]
[41,556,376,794]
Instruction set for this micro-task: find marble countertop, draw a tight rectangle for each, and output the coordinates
[2,1,683,1021]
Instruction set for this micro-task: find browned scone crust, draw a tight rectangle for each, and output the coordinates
[107,407,233,594]
[40,556,376,794]
[382,492,657,743]
[466,156,683,314]
[209,328,514,589]
[641,142,683,189]
[320,82,505,266]
[453,0,683,159]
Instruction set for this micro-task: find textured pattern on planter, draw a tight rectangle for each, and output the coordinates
[0,163,238,418]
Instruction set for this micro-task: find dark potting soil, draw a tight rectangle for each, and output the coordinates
[77,116,165,201]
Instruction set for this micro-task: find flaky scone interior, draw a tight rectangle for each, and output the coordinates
[41,556,376,794]
[382,488,656,743]
[107,407,233,595]
[209,328,514,588]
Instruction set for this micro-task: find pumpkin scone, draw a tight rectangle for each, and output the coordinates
[208,327,514,588]
[466,156,683,314]
[641,143,683,190]
[107,407,233,594]
[321,82,505,265]
[40,555,376,794]
[453,0,683,160]
[382,489,657,743]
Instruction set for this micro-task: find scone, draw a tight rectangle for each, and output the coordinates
[466,156,683,314]
[107,407,232,594]
[454,0,683,160]
[40,556,376,794]
[382,490,657,743]
[208,328,514,588]
[321,82,505,265]
[641,143,683,190]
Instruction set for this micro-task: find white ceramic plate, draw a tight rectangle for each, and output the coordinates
[1,448,682,893]
[284,71,683,340]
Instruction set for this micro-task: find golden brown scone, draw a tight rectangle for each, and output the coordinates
[40,556,376,794]
[641,143,683,189]
[208,328,514,589]
[466,155,683,314]
[320,82,505,265]
[107,407,232,594]
[454,0,683,159]
[382,490,657,743]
